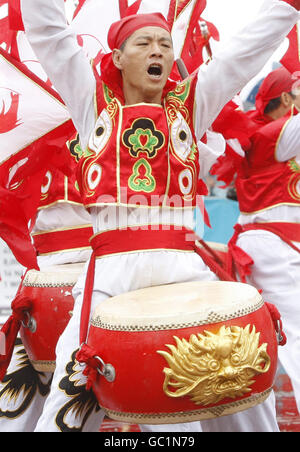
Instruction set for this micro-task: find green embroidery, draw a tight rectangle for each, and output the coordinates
[103,83,114,105]
[69,134,94,162]
[189,142,197,161]
[289,159,300,173]
[123,118,165,158]
[167,78,191,104]
[75,144,93,160]
[128,159,156,193]
[129,128,159,156]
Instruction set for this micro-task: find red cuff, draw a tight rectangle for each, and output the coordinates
[281,0,300,11]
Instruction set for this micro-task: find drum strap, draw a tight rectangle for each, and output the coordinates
[0,274,32,381]
[32,225,93,255]
[76,226,235,389]
[227,222,300,282]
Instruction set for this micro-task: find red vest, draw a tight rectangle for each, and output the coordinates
[39,165,83,209]
[71,75,207,209]
[236,115,300,214]
[34,164,93,256]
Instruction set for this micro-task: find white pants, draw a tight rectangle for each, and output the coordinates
[236,230,300,415]
[0,339,53,432]
[32,249,279,432]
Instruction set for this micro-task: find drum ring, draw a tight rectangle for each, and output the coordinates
[21,312,37,333]
[94,356,116,383]
[276,320,284,345]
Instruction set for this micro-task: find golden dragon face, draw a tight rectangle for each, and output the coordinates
[157,325,271,406]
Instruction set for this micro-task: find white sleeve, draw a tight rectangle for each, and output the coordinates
[21,0,96,149]
[194,0,299,141]
[198,131,226,178]
[276,114,300,161]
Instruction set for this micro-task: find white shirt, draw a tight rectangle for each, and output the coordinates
[33,203,92,267]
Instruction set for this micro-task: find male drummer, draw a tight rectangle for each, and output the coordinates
[19,0,300,432]
[225,66,300,416]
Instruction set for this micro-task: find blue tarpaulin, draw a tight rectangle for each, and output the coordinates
[195,197,240,245]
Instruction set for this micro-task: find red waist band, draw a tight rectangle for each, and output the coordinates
[32,225,93,255]
[238,222,300,243]
[90,226,197,257]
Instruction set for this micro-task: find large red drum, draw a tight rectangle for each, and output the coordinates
[87,281,278,424]
[20,263,84,372]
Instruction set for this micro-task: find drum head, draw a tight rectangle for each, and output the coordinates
[91,281,263,331]
[23,263,85,287]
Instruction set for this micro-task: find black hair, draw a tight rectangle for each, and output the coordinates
[264,91,296,115]
[119,39,128,51]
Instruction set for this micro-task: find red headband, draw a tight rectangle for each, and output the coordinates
[255,67,295,115]
[108,13,171,50]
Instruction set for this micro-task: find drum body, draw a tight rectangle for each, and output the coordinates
[87,281,278,424]
[20,263,84,372]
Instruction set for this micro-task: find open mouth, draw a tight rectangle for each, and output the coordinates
[147,64,163,78]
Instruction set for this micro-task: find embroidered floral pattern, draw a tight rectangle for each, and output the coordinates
[69,134,94,162]
[128,159,156,193]
[123,118,165,158]
[0,339,52,420]
[55,350,100,432]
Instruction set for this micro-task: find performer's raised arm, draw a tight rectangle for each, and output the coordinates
[21,0,96,149]
[193,0,300,141]
[22,0,300,149]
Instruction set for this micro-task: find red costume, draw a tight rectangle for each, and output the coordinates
[236,114,300,215]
